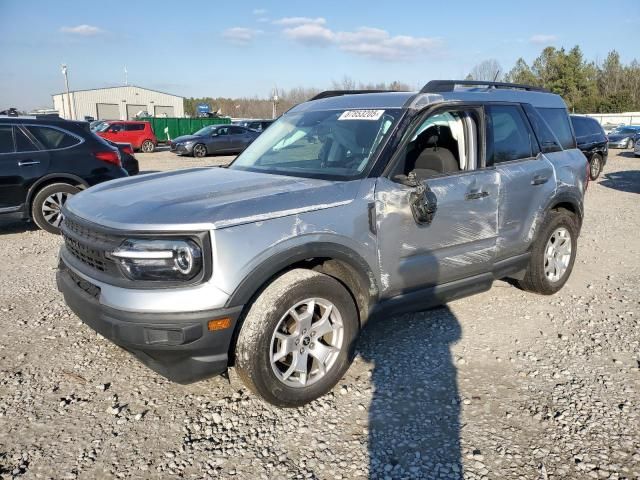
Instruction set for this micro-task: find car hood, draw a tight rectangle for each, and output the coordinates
[607,133,631,141]
[172,134,202,143]
[65,167,360,231]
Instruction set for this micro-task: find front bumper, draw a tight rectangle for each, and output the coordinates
[169,142,194,155]
[608,140,630,148]
[56,264,242,384]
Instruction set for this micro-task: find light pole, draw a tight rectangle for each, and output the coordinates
[272,87,279,119]
[61,64,72,119]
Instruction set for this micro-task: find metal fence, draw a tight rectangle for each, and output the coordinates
[580,112,640,128]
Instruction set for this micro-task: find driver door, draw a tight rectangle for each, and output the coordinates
[374,105,499,298]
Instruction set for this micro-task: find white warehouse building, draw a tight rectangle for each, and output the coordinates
[52,85,184,120]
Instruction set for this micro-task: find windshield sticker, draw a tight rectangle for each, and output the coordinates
[338,110,385,121]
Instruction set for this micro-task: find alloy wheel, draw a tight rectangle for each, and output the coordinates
[41,192,69,228]
[590,157,601,179]
[544,227,572,282]
[270,298,344,388]
[193,144,206,157]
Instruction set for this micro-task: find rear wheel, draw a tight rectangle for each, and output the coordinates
[235,269,359,407]
[193,143,207,158]
[31,183,80,234]
[141,140,155,153]
[517,209,578,295]
[589,153,603,180]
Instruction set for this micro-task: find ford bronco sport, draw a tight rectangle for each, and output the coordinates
[57,80,588,407]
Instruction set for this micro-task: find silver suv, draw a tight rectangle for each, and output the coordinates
[57,80,588,407]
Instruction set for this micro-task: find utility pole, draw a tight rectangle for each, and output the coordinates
[61,64,72,119]
[124,66,128,86]
[272,87,279,119]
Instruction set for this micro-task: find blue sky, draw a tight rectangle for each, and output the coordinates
[1,0,638,110]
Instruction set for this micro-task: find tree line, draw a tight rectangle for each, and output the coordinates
[183,78,411,119]
[469,47,640,113]
[184,46,639,118]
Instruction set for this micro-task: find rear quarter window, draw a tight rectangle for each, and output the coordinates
[536,108,576,150]
[26,126,81,150]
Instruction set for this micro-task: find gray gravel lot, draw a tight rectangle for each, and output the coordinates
[0,150,638,479]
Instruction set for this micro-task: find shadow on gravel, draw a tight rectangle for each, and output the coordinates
[358,306,462,479]
[0,218,38,235]
[616,151,638,158]
[599,170,640,194]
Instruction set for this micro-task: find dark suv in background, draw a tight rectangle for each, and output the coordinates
[570,115,608,180]
[0,117,129,233]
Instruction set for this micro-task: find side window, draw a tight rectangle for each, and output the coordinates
[589,118,605,136]
[0,126,14,154]
[486,105,538,165]
[522,103,562,153]
[571,117,589,138]
[109,123,124,132]
[216,127,229,136]
[14,127,38,152]
[392,109,479,180]
[126,123,145,131]
[536,108,576,150]
[26,126,80,150]
[229,126,245,135]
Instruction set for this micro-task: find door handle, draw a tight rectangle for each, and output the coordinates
[531,175,549,185]
[465,190,489,200]
[18,160,41,167]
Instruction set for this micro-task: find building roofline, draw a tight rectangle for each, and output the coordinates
[51,84,184,99]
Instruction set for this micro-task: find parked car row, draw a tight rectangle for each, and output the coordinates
[0,116,138,233]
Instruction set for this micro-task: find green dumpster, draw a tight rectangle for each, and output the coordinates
[140,117,231,143]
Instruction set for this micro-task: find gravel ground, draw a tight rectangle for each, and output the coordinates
[0,150,638,479]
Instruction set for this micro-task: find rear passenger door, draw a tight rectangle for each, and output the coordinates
[227,126,249,151]
[487,104,555,261]
[0,125,49,210]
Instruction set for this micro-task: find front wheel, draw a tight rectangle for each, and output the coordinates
[31,183,80,234]
[589,153,603,180]
[235,269,359,407]
[627,138,634,149]
[517,209,578,295]
[192,143,207,158]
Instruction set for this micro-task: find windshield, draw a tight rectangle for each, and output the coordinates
[230,108,401,179]
[193,126,217,136]
[94,122,110,132]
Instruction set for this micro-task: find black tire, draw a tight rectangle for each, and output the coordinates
[235,269,359,407]
[141,140,155,153]
[516,209,579,295]
[192,143,207,158]
[31,183,80,234]
[589,153,603,180]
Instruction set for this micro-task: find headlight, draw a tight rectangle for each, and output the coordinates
[109,238,203,281]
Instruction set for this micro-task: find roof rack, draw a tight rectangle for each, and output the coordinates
[309,90,398,101]
[421,80,549,94]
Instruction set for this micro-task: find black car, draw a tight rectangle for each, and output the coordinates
[570,115,608,180]
[105,140,139,176]
[0,116,128,233]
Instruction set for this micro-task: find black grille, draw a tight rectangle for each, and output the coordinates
[61,215,120,275]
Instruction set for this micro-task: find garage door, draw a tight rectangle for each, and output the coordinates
[154,105,174,117]
[126,104,147,119]
[96,103,120,120]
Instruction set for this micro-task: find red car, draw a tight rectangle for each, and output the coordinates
[95,121,157,152]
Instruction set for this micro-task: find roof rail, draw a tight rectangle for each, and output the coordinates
[421,80,549,94]
[309,89,399,101]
